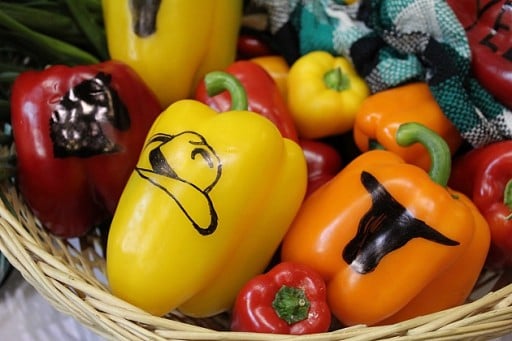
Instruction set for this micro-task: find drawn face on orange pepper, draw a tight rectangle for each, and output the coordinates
[282,123,489,326]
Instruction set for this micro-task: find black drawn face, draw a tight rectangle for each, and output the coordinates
[463,0,511,62]
[342,171,460,274]
[49,72,130,158]
[135,132,222,236]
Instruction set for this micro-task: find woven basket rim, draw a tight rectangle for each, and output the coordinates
[0,180,511,341]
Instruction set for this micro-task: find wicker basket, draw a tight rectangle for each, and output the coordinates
[1,178,512,341]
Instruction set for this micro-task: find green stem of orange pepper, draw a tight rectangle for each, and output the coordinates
[204,71,248,111]
[395,122,451,187]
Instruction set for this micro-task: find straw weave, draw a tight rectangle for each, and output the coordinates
[0,179,512,340]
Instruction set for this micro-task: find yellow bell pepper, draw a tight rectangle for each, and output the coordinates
[106,71,308,317]
[102,0,243,108]
[287,50,370,139]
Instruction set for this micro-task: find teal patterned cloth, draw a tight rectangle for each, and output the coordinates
[252,0,512,147]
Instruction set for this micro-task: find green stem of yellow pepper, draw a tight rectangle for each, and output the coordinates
[395,122,451,187]
[204,71,249,111]
[323,67,350,91]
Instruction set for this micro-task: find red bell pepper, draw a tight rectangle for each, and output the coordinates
[449,140,512,268]
[231,261,331,334]
[300,139,343,197]
[195,60,299,142]
[10,61,162,238]
[237,32,275,60]
[446,0,512,109]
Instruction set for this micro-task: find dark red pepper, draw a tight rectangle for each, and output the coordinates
[447,0,512,109]
[236,31,275,60]
[449,140,512,268]
[300,139,343,197]
[231,261,331,334]
[195,60,299,142]
[10,61,161,238]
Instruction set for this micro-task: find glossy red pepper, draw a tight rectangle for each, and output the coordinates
[237,32,275,60]
[195,60,299,142]
[447,0,512,109]
[10,61,162,238]
[449,140,512,268]
[231,261,331,334]
[300,139,343,197]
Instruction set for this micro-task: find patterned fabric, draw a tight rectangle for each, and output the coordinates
[251,0,512,147]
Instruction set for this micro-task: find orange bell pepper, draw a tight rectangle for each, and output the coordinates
[281,122,490,326]
[353,82,462,171]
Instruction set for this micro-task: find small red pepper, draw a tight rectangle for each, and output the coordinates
[195,60,299,142]
[449,140,512,268]
[300,139,343,197]
[231,261,331,334]
[10,61,162,237]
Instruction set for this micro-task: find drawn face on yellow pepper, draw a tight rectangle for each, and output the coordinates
[106,72,308,317]
[281,123,489,326]
[102,0,243,108]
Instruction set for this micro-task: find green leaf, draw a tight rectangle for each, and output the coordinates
[0,8,99,65]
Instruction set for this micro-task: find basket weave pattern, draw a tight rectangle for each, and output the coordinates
[1,179,512,340]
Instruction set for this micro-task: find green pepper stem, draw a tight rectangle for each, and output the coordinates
[323,67,350,91]
[504,179,512,220]
[395,122,451,187]
[272,285,310,325]
[203,71,248,111]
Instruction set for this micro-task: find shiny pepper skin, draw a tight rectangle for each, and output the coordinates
[282,123,490,326]
[102,0,243,108]
[10,61,162,238]
[106,72,307,317]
